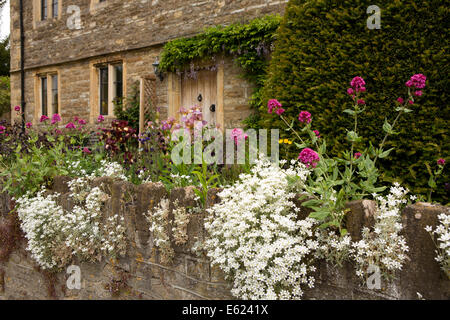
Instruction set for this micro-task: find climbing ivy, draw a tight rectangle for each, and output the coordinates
[159,15,282,128]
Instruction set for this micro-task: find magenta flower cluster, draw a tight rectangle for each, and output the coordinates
[267,99,285,115]
[350,76,366,93]
[406,74,426,89]
[437,158,445,166]
[230,128,248,145]
[298,111,312,124]
[298,148,320,169]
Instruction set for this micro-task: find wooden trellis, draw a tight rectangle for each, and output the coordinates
[139,75,157,144]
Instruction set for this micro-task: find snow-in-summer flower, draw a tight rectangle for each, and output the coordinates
[352,184,410,281]
[425,212,450,278]
[298,148,320,168]
[204,157,316,300]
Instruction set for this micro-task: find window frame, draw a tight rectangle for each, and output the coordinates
[93,62,124,118]
[33,0,62,28]
[35,71,61,121]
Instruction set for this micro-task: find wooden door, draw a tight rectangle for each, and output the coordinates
[181,69,217,126]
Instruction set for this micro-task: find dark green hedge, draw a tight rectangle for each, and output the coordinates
[260,0,449,203]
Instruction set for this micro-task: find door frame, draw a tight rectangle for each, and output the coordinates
[168,63,224,130]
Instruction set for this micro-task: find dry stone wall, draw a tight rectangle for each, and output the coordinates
[0,177,449,300]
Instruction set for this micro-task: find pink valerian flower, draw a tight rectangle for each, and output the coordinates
[230,128,248,145]
[26,122,32,129]
[298,111,312,124]
[298,148,320,169]
[267,99,283,114]
[408,100,414,105]
[437,158,445,166]
[347,88,354,95]
[350,76,366,92]
[397,97,404,104]
[354,152,362,159]
[357,99,365,105]
[414,91,423,97]
[313,130,321,138]
[14,106,21,112]
[0,125,6,133]
[409,74,427,89]
[275,108,285,115]
[51,113,62,124]
[54,129,62,135]
[78,119,87,125]
[97,115,105,123]
[83,147,92,154]
[66,122,76,129]
[40,115,50,122]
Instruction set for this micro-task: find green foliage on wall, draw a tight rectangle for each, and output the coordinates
[260,0,449,203]
[159,15,282,128]
[113,82,140,130]
[0,76,10,116]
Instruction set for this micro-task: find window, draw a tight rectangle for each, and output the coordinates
[97,63,123,116]
[41,0,48,21]
[37,73,59,118]
[52,0,58,18]
[41,77,48,116]
[99,67,109,116]
[51,75,59,114]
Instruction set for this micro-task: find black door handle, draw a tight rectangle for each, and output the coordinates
[210,104,216,112]
[197,94,203,102]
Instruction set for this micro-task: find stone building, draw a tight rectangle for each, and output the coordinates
[9,0,287,129]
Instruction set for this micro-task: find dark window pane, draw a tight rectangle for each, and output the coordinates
[41,77,48,116]
[52,75,58,114]
[52,0,58,18]
[41,0,48,20]
[114,65,123,100]
[100,67,109,116]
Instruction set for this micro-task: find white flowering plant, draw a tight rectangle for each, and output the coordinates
[425,212,450,279]
[15,178,127,271]
[204,158,319,300]
[352,184,410,281]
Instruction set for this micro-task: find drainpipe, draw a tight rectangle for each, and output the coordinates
[19,0,26,129]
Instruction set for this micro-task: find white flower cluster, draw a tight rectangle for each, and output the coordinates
[147,198,175,264]
[315,230,352,267]
[138,170,152,184]
[94,160,128,181]
[172,201,190,246]
[15,179,127,270]
[425,212,450,278]
[66,160,128,181]
[204,158,317,300]
[352,183,409,280]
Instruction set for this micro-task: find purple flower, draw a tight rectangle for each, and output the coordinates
[51,114,61,124]
[40,115,50,122]
[298,111,312,124]
[83,147,92,154]
[230,128,248,145]
[0,125,6,134]
[410,74,427,89]
[65,122,76,129]
[313,130,321,138]
[298,148,320,169]
[275,108,285,115]
[268,99,283,114]
[437,158,445,166]
[14,106,21,112]
[350,76,366,92]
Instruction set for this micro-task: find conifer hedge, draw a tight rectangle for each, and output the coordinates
[261,0,449,202]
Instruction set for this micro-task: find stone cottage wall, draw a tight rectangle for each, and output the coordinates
[0,177,449,300]
[9,0,288,126]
